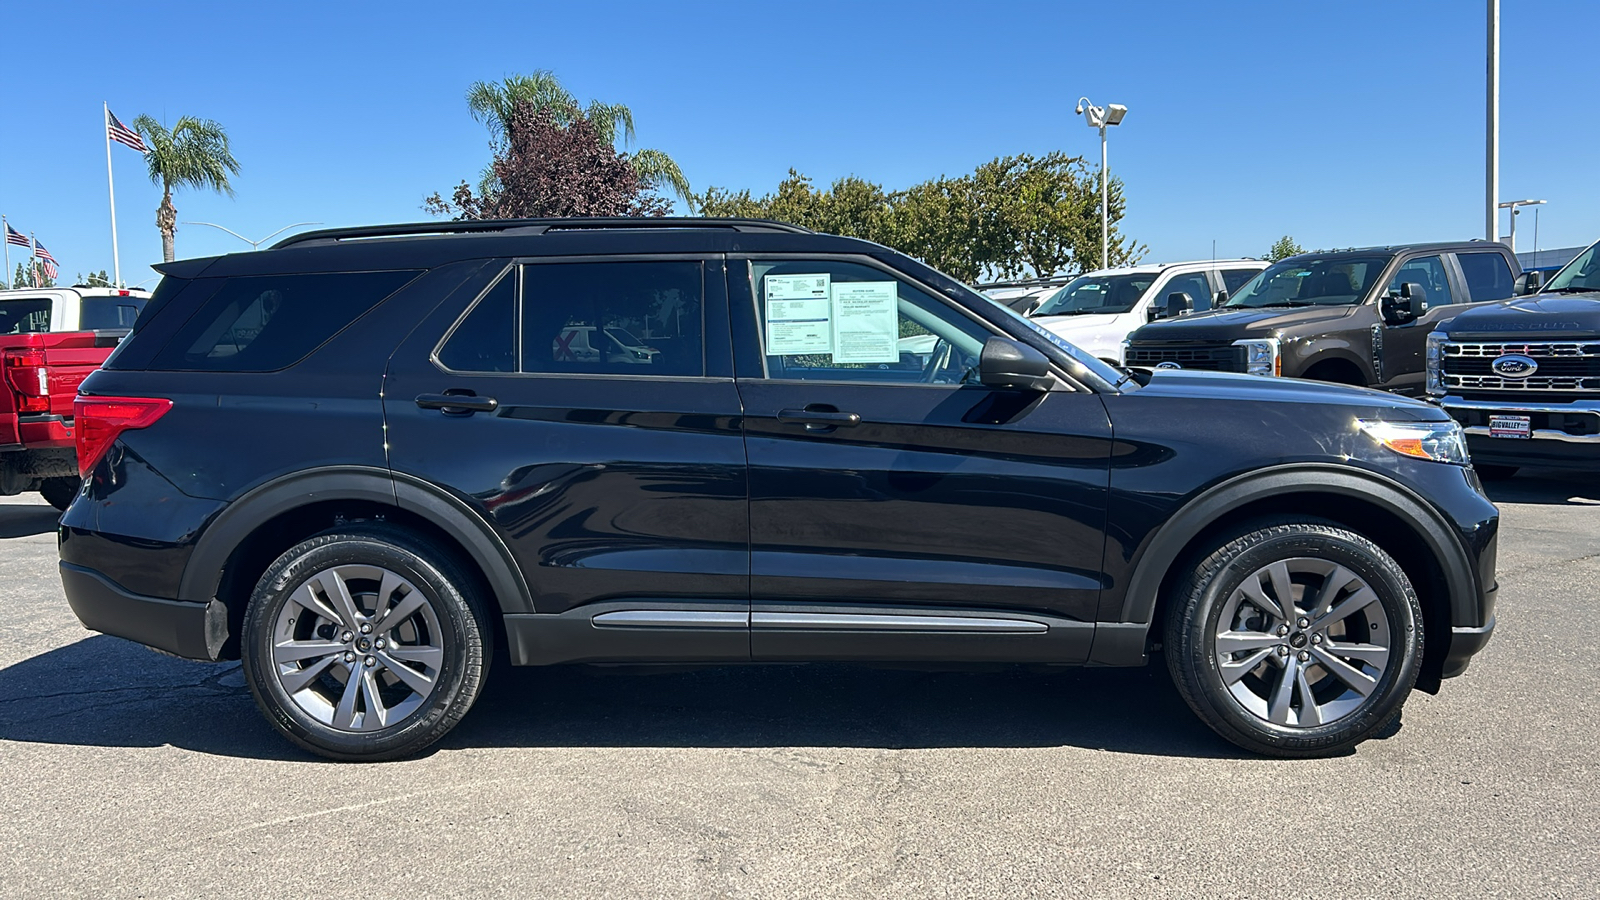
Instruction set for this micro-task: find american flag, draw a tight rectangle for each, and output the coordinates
[107,109,148,153]
[4,223,28,248]
[34,239,58,280]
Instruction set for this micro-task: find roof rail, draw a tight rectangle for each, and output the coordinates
[271,217,812,249]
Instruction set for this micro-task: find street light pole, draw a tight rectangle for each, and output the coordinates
[182,221,322,251]
[1486,0,1499,243]
[1075,97,1127,271]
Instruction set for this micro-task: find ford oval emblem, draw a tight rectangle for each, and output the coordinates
[1490,354,1538,378]
[1156,361,1182,370]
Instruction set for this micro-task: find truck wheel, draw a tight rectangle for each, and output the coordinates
[1164,519,1422,757]
[1474,464,1518,480]
[39,477,79,512]
[241,523,491,761]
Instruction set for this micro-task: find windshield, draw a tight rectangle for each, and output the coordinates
[1544,241,1600,292]
[1033,273,1157,316]
[605,326,645,346]
[1225,257,1389,308]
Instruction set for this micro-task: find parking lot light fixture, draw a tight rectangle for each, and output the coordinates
[1076,96,1127,270]
[1495,199,1546,253]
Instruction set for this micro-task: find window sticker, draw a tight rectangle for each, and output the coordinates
[830,281,899,364]
[765,273,833,355]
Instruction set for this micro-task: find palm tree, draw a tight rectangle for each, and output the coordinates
[131,115,240,262]
[465,72,693,208]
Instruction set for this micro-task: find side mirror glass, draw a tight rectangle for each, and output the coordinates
[1214,289,1229,306]
[1516,270,1544,295]
[1163,292,1195,318]
[1381,283,1419,325]
[978,337,1054,391]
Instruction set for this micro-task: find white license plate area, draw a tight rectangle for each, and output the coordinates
[1488,415,1531,439]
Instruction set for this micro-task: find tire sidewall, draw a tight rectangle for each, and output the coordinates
[242,532,483,761]
[1184,526,1422,755]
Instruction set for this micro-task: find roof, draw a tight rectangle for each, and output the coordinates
[0,286,151,300]
[155,217,883,280]
[1285,240,1511,261]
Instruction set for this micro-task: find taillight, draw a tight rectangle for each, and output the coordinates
[73,396,172,477]
[2,348,50,414]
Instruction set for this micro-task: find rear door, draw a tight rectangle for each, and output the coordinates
[731,255,1113,663]
[383,255,751,661]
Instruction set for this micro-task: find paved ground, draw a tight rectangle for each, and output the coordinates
[1,473,1596,899]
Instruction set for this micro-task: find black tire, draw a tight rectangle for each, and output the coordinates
[1474,464,1518,480]
[241,523,491,761]
[39,477,78,512]
[1164,518,1422,757]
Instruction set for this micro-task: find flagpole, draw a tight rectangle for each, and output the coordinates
[30,234,40,288]
[105,102,122,287]
[2,216,11,289]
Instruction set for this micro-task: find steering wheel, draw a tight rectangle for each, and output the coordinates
[921,338,954,383]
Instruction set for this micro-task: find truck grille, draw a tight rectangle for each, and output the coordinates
[1442,341,1600,393]
[1125,343,1243,372]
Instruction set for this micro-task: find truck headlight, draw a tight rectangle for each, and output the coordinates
[1425,332,1447,397]
[1357,419,1470,465]
[1232,338,1280,376]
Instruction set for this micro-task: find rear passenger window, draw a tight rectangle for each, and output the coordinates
[521,261,704,377]
[150,271,417,371]
[1456,252,1516,302]
[436,272,515,373]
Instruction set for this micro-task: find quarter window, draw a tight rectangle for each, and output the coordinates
[748,259,991,384]
[1387,256,1454,311]
[1456,252,1515,302]
[436,272,515,373]
[0,297,50,334]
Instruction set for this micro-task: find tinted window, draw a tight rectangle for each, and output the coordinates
[1034,273,1156,316]
[749,259,991,384]
[436,272,515,373]
[1456,252,1515,302]
[151,271,417,371]
[1546,241,1600,292]
[80,296,147,330]
[0,298,50,334]
[1221,268,1260,294]
[1387,255,1454,311]
[1162,272,1215,311]
[1226,257,1389,308]
[521,261,703,377]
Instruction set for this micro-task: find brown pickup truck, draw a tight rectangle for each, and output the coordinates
[1,286,148,509]
[1123,242,1535,396]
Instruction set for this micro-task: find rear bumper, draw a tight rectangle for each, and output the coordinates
[17,414,73,449]
[59,562,227,661]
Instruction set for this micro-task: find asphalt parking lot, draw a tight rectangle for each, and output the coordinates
[1,474,1596,899]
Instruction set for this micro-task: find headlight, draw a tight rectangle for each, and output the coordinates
[1425,332,1447,397]
[1232,337,1280,376]
[1357,419,1470,465]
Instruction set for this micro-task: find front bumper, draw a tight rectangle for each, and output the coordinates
[60,562,227,661]
[1443,617,1496,679]
[1441,396,1600,468]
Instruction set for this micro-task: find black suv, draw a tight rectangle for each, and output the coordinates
[1125,242,1528,395]
[59,218,1499,760]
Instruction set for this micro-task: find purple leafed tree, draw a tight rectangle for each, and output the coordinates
[426,102,670,220]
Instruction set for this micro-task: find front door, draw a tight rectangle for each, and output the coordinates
[730,256,1114,663]
[383,256,750,662]
[1380,253,1458,395]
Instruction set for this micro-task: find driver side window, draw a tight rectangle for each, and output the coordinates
[748,259,992,384]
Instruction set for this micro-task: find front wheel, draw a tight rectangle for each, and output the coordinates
[1165,519,1422,757]
[242,524,491,761]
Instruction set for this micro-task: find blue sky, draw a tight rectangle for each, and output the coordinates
[1,0,1593,286]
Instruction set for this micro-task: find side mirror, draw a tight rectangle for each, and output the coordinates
[1163,292,1195,318]
[1214,290,1229,307]
[1516,270,1544,295]
[979,337,1054,391]
[1381,283,1419,325]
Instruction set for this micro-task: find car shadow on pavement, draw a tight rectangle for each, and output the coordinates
[0,503,59,539]
[1482,468,1600,505]
[0,635,1259,760]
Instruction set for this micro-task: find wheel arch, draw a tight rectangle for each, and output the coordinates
[178,466,532,659]
[1104,464,1477,691]
[1301,355,1368,386]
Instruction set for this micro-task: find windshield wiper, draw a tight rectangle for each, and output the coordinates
[1539,286,1600,294]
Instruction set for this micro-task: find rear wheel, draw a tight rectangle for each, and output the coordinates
[241,524,491,761]
[39,477,78,512]
[1165,519,1422,757]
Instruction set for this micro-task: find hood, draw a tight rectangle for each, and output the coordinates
[1131,368,1444,419]
[1130,304,1359,342]
[1441,292,1600,339]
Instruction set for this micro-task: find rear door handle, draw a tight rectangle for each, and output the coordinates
[415,392,498,415]
[777,407,861,430]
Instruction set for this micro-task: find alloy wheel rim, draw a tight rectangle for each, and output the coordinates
[1212,557,1392,728]
[270,564,445,732]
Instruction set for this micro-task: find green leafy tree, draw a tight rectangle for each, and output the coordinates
[77,270,113,287]
[461,72,692,207]
[131,115,241,262]
[1265,235,1305,262]
[11,262,54,288]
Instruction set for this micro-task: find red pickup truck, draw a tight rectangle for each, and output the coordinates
[1,286,149,509]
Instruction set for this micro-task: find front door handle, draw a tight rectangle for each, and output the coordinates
[416,392,498,415]
[778,406,861,431]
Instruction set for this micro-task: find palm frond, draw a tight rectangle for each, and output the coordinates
[584,101,636,148]
[131,114,239,197]
[632,148,693,207]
